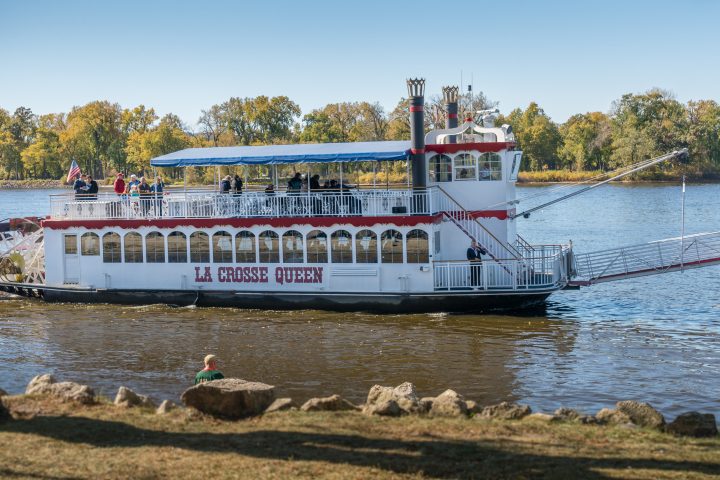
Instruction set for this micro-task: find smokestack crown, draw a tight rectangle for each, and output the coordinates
[406,78,425,98]
[442,86,459,104]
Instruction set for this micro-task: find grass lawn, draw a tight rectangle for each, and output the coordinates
[1,396,719,479]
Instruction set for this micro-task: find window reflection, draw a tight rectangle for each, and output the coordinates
[355,229,377,263]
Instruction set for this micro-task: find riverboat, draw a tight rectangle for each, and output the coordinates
[2,79,719,312]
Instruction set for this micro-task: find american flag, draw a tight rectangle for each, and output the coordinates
[66,159,81,183]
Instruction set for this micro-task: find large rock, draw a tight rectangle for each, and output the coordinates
[616,401,665,429]
[301,394,358,412]
[181,378,275,419]
[595,408,632,425]
[156,400,177,415]
[364,382,420,416]
[666,412,718,438]
[554,407,581,421]
[429,389,467,417]
[419,397,434,414]
[478,402,532,420]
[25,374,95,404]
[114,386,157,409]
[264,398,296,414]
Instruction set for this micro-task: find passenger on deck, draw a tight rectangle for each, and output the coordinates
[151,176,164,217]
[310,174,321,191]
[85,175,99,200]
[287,172,302,192]
[220,175,232,194]
[72,174,87,199]
[194,354,225,384]
[113,173,125,196]
[467,240,488,288]
[125,174,139,194]
[138,177,151,215]
[232,174,243,195]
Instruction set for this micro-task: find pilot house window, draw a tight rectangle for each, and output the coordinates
[479,152,502,181]
[428,154,452,182]
[454,153,477,180]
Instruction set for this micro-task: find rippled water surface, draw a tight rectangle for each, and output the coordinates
[1,184,719,417]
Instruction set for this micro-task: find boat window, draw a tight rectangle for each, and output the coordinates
[80,232,99,256]
[146,231,165,263]
[454,153,477,180]
[479,152,502,181]
[282,230,304,263]
[167,231,187,263]
[510,152,522,181]
[212,231,233,263]
[102,232,121,263]
[406,229,429,263]
[124,232,143,263]
[428,154,452,182]
[235,231,256,263]
[355,229,377,263]
[331,230,353,263]
[190,232,210,263]
[64,235,77,255]
[306,230,327,263]
[259,230,279,263]
[380,229,403,263]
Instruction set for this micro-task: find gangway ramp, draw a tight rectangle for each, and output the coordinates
[571,231,720,286]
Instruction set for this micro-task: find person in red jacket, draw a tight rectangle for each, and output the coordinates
[113,173,126,195]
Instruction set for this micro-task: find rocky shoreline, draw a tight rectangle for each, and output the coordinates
[3,374,717,439]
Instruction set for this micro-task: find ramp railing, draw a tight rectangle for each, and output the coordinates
[572,231,720,284]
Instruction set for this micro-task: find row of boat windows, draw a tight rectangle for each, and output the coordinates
[64,229,430,264]
[429,152,502,182]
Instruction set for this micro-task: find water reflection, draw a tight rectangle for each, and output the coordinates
[0,298,578,408]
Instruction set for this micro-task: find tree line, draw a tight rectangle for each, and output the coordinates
[0,88,717,182]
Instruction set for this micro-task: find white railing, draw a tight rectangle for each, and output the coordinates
[573,231,720,284]
[433,248,570,291]
[49,188,435,220]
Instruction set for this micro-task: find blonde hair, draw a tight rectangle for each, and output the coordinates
[204,354,217,366]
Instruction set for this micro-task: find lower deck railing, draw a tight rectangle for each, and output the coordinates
[433,249,570,291]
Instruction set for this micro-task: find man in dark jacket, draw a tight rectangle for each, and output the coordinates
[467,240,488,287]
[73,174,87,199]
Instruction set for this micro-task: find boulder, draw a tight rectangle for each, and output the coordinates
[524,413,555,422]
[478,402,532,420]
[666,412,718,438]
[465,400,482,415]
[264,398,296,414]
[364,382,420,416]
[114,386,157,409]
[300,394,359,412]
[419,397,434,414]
[616,401,665,429]
[429,390,467,417]
[554,407,581,421]
[595,408,632,425]
[0,400,9,422]
[156,400,177,415]
[181,378,275,419]
[25,374,95,405]
[364,399,401,416]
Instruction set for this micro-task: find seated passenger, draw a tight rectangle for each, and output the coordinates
[287,172,302,192]
[480,163,492,180]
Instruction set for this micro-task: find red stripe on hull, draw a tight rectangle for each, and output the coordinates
[426,142,515,154]
[42,215,443,230]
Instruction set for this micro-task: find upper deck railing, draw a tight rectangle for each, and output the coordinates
[50,187,440,220]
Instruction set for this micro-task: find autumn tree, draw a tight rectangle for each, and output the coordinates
[558,112,612,171]
[498,103,561,171]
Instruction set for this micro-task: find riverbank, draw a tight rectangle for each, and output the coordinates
[1,394,718,479]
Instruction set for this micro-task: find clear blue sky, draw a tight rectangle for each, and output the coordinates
[1,0,718,128]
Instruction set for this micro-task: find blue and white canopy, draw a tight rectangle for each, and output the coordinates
[150,141,411,167]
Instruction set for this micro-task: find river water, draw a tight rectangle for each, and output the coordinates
[1,184,718,418]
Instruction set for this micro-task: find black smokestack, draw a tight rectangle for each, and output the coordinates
[407,78,426,189]
[442,86,459,144]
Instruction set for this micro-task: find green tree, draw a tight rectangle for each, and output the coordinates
[558,112,612,171]
[685,100,720,175]
[498,103,561,171]
[61,101,124,178]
